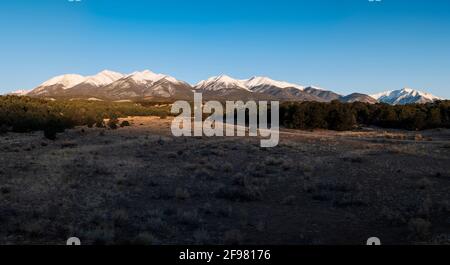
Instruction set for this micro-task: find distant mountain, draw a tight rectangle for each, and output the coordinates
[250,85,323,101]
[245,77,323,101]
[64,70,125,98]
[101,70,192,100]
[13,71,445,104]
[28,74,85,97]
[371,88,442,105]
[8,89,31,96]
[340,93,377,104]
[245,76,305,91]
[195,75,249,92]
[303,86,341,102]
[27,70,192,101]
[195,75,322,101]
[194,76,265,101]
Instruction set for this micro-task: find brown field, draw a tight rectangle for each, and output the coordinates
[0,116,449,245]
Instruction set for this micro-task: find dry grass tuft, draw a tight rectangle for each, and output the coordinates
[408,218,431,240]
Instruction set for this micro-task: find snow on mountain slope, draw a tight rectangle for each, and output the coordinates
[98,70,192,100]
[35,69,177,92]
[8,89,31,96]
[18,70,447,104]
[195,75,249,91]
[245,76,304,91]
[82,70,124,86]
[27,74,86,96]
[195,75,306,93]
[371,88,442,105]
[39,74,86,90]
[128,70,180,85]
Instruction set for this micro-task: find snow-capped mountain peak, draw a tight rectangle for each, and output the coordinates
[371,88,442,105]
[196,75,305,92]
[128,70,179,85]
[195,75,249,91]
[212,75,245,85]
[15,70,447,104]
[39,74,86,89]
[245,76,304,91]
[83,70,124,87]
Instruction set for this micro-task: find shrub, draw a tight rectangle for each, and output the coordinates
[416,178,432,190]
[222,162,233,173]
[175,187,190,200]
[95,119,106,128]
[1,186,11,194]
[43,127,57,140]
[107,117,119,130]
[0,124,8,134]
[86,116,96,128]
[408,218,431,240]
[120,120,131,127]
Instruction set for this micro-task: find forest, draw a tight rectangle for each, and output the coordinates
[280,100,450,131]
[0,96,170,139]
[1,96,449,140]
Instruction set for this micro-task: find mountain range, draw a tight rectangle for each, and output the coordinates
[8,70,444,105]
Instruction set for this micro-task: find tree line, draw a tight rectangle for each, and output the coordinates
[0,96,171,138]
[280,100,450,131]
[1,96,449,138]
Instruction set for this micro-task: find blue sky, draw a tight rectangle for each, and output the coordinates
[0,0,450,98]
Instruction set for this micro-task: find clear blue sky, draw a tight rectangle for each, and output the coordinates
[1,0,449,98]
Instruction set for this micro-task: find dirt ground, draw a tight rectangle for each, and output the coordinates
[0,116,449,245]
